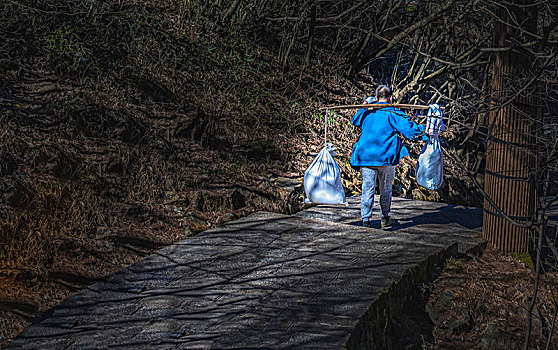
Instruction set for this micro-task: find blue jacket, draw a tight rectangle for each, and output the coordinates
[350,103,426,167]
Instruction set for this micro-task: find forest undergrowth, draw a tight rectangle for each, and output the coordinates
[0,1,375,344]
[389,247,558,350]
[0,1,551,348]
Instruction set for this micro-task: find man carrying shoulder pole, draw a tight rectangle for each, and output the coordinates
[350,85,427,229]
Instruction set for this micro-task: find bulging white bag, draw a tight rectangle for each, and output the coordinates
[416,104,445,190]
[304,143,347,205]
[416,136,444,190]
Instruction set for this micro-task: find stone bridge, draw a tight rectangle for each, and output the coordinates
[8,196,485,349]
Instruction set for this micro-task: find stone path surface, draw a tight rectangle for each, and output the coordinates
[8,196,484,349]
[296,196,485,255]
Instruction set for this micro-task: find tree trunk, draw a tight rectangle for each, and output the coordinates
[483,0,539,252]
[305,4,316,66]
[281,0,310,68]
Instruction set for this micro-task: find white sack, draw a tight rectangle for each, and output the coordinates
[416,134,444,190]
[416,104,445,190]
[304,144,347,205]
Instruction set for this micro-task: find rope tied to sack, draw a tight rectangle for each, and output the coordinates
[425,103,445,136]
[324,109,330,147]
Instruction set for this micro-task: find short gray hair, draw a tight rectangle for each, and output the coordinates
[375,85,392,100]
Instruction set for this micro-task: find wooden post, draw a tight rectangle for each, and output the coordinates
[482,0,538,252]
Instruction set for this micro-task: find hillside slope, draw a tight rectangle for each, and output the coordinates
[0,1,367,343]
[0,1,481,345]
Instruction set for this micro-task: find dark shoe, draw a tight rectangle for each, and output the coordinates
[380,216,394,229]
[362,220,371,228]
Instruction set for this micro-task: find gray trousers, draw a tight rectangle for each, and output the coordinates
[361,166,395,220]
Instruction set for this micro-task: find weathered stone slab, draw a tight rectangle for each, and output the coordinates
[296,195,485,255]
[9,197,484,349]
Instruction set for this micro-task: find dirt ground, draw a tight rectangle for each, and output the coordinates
[391,246,558,350]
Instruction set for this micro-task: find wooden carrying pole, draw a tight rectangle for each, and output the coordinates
[319,103,445,111]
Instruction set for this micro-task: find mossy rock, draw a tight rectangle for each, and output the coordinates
[1,180,33,208]
[511,251,535,272]
[185,211,208,234]
[174,117,197,138]
[136,77,175,103]
[426,289,471,334]
[116,119,147,144]
[230,189,246,210]
[106,157,124,174]
[0,148,17,176]
[480,321,519,350]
